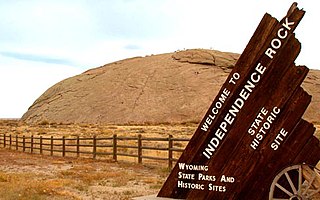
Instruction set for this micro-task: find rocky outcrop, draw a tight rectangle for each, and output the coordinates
[302,70,320,124]
[21,49,320,124]
[172,49,216,65]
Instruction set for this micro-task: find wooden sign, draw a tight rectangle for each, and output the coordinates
[158,3,320,200]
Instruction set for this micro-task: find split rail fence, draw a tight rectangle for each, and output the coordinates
[0,134,189,169]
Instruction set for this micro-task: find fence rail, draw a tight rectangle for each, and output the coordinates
[0,134,189,169]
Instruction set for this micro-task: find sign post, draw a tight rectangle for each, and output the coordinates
[157,3,320,200]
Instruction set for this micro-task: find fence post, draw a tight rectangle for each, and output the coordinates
[40,136,43,154]
[31,135,34,153]
[138,134,142,164]
[77,136,80,157]
[62,136,65,157]
[3,134,6,148]
[15,135,18,150]
[93,135,97,159]
[168,135,173,169]
[113,134,117,162]
[9,135,12,149]
[23,135,26,152]
[50,136,53,156]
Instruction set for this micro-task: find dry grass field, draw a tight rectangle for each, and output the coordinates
[0,120,196,139]
[0,119,196,166]
[0,120,319,199]
[0,119,196,200]
[0,148,170,200]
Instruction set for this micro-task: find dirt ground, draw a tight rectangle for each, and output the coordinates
[0,120,196,200]
[0,120,319,199]
[0,148,168,200]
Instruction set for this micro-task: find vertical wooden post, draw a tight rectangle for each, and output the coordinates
[168,135,173,169]
[23,135,26,152]
[3,134,6,148]
[77,136,80,157]
[62,136,65,157]
[40,136,43,154]
[138,134,142,164]
[113,134,117,162]
[15,135,18,150]
[50,136,53,156]
[93,135,97,159]
[31,135,34,153]
[9,135,12,149]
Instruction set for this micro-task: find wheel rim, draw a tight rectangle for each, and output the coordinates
[269,164,320,200]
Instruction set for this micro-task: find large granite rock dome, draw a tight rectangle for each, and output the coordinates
[21,49,320,124]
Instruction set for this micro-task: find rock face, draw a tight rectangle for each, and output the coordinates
[21,49,320,124]
[302,70,320,123]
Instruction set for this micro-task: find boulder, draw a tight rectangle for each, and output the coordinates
[21,49,320,125]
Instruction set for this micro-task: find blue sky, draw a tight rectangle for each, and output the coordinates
[0,0,319,118]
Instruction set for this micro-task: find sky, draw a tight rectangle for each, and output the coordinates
[0,0,319,118]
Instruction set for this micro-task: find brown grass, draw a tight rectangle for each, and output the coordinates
[0,148,169,200]
[0,120,192,199]
[0,120,320,199]
[0,119,195,167]
[0,119,196,138]
[0,171,80,200]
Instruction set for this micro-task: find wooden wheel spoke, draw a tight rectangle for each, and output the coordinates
[298,165,302,193]
[270,165,320,200]
[285,172,298,195]
[275,183,293,196]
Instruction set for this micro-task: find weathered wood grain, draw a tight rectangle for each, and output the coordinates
[187,38,307,199]
[240,119,315,200]
[158,3,319,200]
[158,12,279,199]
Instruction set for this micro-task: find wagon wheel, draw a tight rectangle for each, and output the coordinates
[269,164,320,200]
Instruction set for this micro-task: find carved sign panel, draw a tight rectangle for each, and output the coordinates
[158,3,320,200]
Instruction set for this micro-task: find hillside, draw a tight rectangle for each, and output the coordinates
[21,49,320,124]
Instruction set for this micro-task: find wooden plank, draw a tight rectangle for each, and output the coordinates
[262,136,320,199]
[186,52,308,199]
[158,13,281,199]
[93,135,97,159]
[158,10,282,199]
[113,134,117,161]
[186,17,306,200]
[138,134,142,164]
[238,119,315,200]
[192,86,311,200]
[302,165,320,189]
[169,135,173,169]
[158,4,307,199]
[294,136,320,167]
